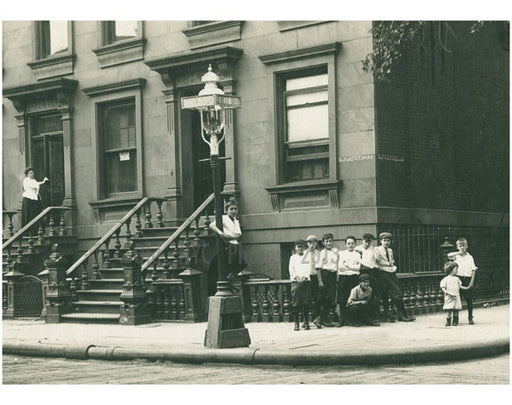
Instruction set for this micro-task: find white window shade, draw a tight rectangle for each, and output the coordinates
[49,21,68,54]
[287,104,328,142]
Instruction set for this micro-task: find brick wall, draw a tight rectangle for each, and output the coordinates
[375,21,509,213]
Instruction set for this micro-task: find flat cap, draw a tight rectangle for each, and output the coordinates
[379,232,393,240]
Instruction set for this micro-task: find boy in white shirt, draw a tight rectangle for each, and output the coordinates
[289,239,312,331]
[356,233,391,322]
[447,237,478,325]
[209,198,245,280]
[304,235,323,328]
[375,232,415,322]
[336,236,361,326]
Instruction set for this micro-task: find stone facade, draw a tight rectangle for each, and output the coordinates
[2,21,509,281]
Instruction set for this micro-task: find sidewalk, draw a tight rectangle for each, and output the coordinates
[3,304,509,366]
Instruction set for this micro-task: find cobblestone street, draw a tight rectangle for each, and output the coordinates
[2,354,509,384]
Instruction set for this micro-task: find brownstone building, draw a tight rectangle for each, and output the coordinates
[2,21,509,322]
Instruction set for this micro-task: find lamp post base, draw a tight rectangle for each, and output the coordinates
[204,281,251,349]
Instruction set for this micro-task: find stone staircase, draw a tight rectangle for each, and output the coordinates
[60,221,215,324]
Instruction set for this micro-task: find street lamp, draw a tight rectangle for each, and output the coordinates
[181,65,250,348]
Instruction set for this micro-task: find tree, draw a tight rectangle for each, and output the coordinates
[362,21,506,81]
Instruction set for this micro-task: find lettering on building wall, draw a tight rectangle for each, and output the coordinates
[337,154,405,163]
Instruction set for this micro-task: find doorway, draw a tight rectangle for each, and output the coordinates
[30,114,65,208]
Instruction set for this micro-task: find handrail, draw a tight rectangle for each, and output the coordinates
[141,193,214,273]
[2,206,71,250]
[65,197,149,276]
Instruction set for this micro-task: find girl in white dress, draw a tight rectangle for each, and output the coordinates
[440,261,469,326]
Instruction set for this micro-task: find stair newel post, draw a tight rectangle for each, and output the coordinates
[119,241,151,325]
[144,202,153,229]
[135,209,143,237]
[114,228,122,258]
[44,244,72,323]
[80,258,90,290]
[156,200,165,228]
[4,251,27,318]
[92,251,101,280]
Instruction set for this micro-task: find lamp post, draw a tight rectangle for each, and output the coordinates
[182,65,250,348]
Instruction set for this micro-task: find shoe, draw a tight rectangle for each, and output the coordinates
[397,313,414,322]
[294,323,300,331]
[445,318,451,327]
[322,321,335,327]
[468,317,474,325]
[304,322,310,330]
[313,317,322,329]
[366,320,381,327]
[334,322,343,327]
[352,322,361,327]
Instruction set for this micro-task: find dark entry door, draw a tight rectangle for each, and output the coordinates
[31,116,65,208]
[191,110,225,208]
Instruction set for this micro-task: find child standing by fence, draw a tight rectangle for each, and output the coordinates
[447,237,478,325]
[289,239,312,331]
[440,261,469,326]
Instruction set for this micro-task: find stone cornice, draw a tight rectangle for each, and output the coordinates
[259,42,342,65]
[82,78,146,97]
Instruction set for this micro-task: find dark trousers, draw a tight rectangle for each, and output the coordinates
[347,299,379,324]
[310,274,322,319]
[319,269,337,321]
[377,271,403,301]
[22,197,41,236]
[337,274,359,322]
[458,276,475,319]
[291,280,312,307]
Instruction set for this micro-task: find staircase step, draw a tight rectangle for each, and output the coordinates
[60,313,120,324]
[90,279,124,289]
[77,289,122,301]
[73,300,122,314]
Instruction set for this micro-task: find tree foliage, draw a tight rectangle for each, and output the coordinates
[362,21,500,81]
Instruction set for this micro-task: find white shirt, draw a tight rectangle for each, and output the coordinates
[356,244,378,268]
[319,247,340,272]
[338,249,361,276]
[289,253,311,281]
[303,249,322,276]
[454,253,477,277]
[22,177,40,201]
[210,214,242,245]
[375,245,397,273]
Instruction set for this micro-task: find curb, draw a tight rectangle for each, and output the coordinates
[4,338,509,366]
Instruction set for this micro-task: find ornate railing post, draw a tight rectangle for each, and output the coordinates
[37,268,49,318]
[4,261,26,318]
[178,267,205,322]
[119,241,151,325]
[45,244,72,323]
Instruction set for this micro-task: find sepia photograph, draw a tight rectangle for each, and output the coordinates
[1,0,510,396]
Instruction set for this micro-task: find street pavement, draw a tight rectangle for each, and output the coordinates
[2,304,509,366]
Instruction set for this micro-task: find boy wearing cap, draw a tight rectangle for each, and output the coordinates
[375,232,415,322]
[305,235,324,328]
[336,236,361,326]
[289,239,312,331]
[346,273,380,326]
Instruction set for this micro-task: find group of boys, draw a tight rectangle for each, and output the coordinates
[288,232,416,331]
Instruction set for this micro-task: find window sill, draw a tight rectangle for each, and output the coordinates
[266,179,340,212]
[182,21,244,50]
[277,21,331,32]
[92,38,146,68]
[27,53,75,81]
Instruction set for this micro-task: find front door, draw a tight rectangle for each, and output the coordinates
[30,114,65,208]
[191,110,226,208]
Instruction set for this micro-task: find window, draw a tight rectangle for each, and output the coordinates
[36,21,69,59]
[99,100,138,195]
[102,21,138,45]
[280,69,329,182]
